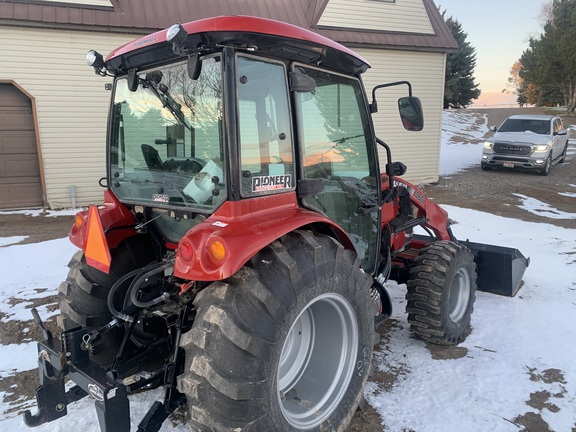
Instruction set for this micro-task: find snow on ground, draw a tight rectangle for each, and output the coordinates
[0,110,575,431]
[369,208,576,432]
[0,209,85,218]
[439,110,489,175]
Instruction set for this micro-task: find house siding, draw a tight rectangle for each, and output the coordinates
[318,0,434,34]
[0,1,453,208]
[356,48,446,184]
[0,26,137,208]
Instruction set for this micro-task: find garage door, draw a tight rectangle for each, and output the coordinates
[0,83,43,209]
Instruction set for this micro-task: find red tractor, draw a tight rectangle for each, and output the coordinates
[24,16,528,432]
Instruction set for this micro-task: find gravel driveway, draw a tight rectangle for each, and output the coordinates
[422,108,576,230]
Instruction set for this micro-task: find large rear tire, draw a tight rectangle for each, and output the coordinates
[406,241,477,345]
[178,230,374,431]
[57,234,155,364]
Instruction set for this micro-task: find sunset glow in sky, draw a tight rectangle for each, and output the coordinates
[436,0,546,107]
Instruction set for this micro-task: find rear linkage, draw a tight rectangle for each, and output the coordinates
[23,297,191,432]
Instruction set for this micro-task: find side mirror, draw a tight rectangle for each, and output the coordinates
[489,126,497,132]
[398,97,423,131]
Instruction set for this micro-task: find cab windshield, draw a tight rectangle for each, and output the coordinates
[109,55,225,212]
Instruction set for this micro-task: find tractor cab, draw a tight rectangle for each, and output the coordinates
[93,16,420,276]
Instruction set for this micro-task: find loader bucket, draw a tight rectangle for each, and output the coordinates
[464,240,530,297]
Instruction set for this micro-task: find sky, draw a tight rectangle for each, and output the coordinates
[0,113,575,431]
[436,0,547,107]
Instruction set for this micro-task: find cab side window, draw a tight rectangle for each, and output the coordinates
[237,56,294,197]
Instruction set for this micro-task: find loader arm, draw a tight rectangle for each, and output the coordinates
[381,174,453,241]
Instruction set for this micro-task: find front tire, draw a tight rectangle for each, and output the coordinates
[406,241,477,345]
[539,156,552,176]
[178,230,374,431]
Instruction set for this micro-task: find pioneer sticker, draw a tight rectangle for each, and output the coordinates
[252,174,292,192]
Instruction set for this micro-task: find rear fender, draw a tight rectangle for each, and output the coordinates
[174,192,355,283]
[69,190,137,251]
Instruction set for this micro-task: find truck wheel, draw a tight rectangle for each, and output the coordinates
[57,234,155,364]
[539,156,552,176]
[406,241,477,345]
[178,230,374,431]
[559,142,568,163]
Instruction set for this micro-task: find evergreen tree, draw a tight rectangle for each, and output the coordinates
[443,17,481,109]
[520,0,576,112]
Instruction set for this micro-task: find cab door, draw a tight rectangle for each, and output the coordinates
[293,66,380,274]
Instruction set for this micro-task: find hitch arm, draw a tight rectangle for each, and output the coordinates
[23,341,71,427]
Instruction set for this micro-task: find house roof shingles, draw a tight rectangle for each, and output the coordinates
[0,0,457,52]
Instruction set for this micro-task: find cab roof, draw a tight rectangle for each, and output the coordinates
[105,15,370,76]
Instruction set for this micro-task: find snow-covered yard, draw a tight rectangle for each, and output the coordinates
[0,110,575,431]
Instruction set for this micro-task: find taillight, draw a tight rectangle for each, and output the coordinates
[207,238,227,263]
[74,214,84,230]
[179,241,195,262]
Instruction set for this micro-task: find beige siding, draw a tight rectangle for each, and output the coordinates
[355,48,446,184]
[318,0,434,34]
[0,27,137,208]
[0,25,446,207]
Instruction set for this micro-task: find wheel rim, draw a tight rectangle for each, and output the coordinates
[277,293,358,429]
[448,268,471,322]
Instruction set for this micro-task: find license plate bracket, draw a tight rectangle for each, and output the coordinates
[503,162,515,168]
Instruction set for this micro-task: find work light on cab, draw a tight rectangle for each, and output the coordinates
[86,50,105,75]
[166,23,187,46]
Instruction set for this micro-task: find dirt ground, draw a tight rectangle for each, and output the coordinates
[0,107,574,431]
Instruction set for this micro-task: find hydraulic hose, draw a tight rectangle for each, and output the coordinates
[107,267,143,323]
[107,260,171,323]
[129,260,174,308]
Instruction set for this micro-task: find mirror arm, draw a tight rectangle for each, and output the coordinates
[376,137,395,193]
[370,81,413,113]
